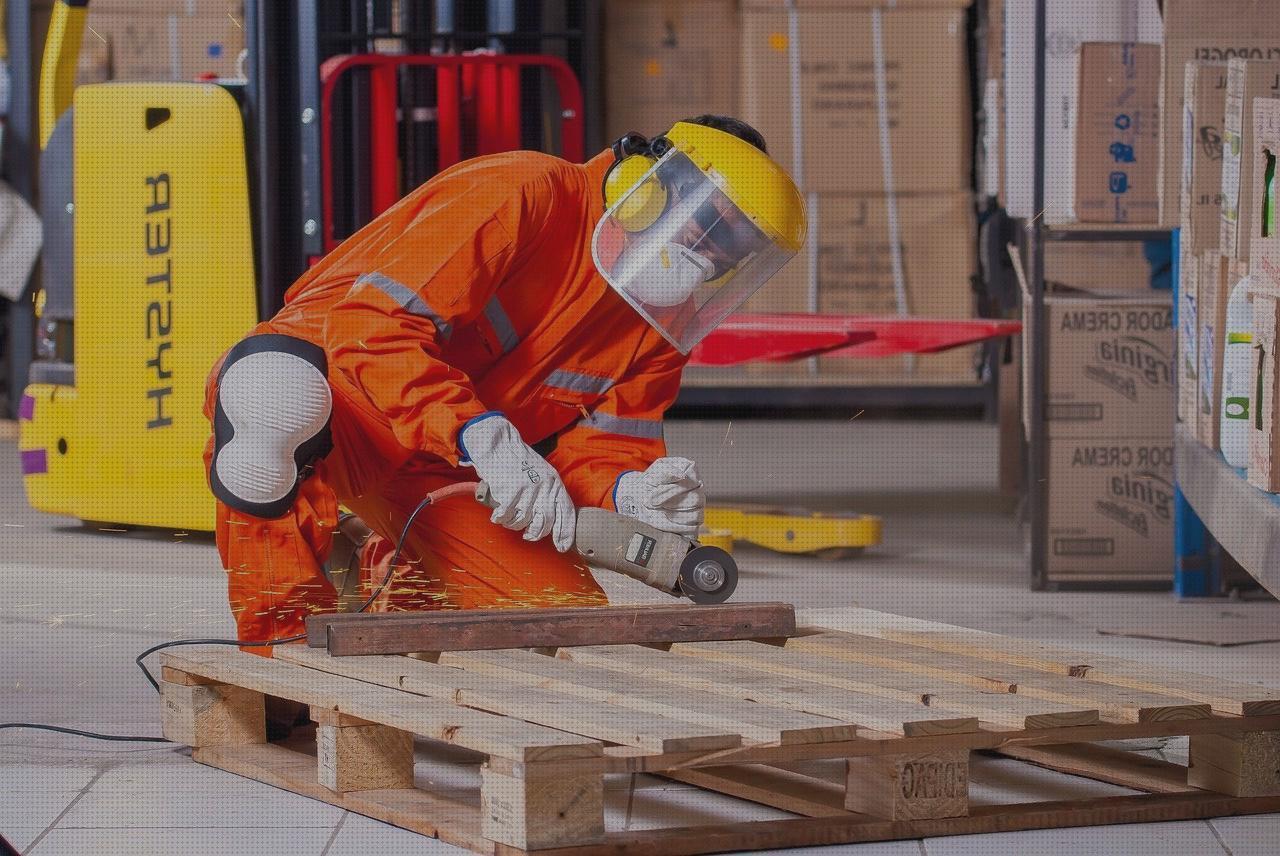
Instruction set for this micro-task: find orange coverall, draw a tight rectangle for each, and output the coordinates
[204,150,687,646]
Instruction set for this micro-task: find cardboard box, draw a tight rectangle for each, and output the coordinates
[603,1,740,143]
[1003,0,1163,223]
[1044,241,1154,293]
[1197,255,1226,448]
[1248,98,1280,294]
[1178,253,1200,434]
[1220,60,1280,261]
[739,0,971,194]
[1179,62,1228,263]
[1074,42,1161,223]
[86,11,243,81]
[1034,293,1174,437]
[1248,285,1280,491]
[1046,437,1174,580]
[750,192,976,317]
[1159,0,1280,227]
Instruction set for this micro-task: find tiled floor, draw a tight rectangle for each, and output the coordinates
[5,423,1280,854]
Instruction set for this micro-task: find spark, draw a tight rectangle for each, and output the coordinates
[227,11,243,30]
[849,409,865,421]
[87,25,107,44]
[3,523,24,528]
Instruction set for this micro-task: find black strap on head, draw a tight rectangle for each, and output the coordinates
[611,131,651,161]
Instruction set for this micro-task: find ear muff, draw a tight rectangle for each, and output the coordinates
[602,133,672,232]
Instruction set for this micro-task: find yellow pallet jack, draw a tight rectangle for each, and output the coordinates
[703,505,883,560]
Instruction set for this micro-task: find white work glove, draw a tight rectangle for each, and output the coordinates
[460,414,576,552]
[614,457,705,536]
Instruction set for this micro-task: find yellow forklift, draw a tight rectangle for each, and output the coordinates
[16,0,595,531]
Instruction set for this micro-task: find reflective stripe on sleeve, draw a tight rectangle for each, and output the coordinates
[353,272,453,340]
[545,369,614,395]
[582,411,664,439]
[483,296,520,353]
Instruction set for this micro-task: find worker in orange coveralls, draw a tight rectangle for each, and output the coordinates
[203,115,807,662]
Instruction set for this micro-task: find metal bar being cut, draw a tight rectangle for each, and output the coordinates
[307,603,797,656]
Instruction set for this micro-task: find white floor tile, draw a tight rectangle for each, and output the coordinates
[325,814,464,855]
[0,793,82,844]
[26,827,334,856]
[58,763,342,828]
[924,820,1226,856]
[1208,814,1280,856]
[624,786,791,831]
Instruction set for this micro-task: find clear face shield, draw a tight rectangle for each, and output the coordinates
[592,150,797,354]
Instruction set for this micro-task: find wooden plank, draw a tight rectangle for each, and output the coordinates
[788,634,1211,723]
[799,607,1280,716]
[661,765,852,818]
[193,742,495,855]
[161,649,601,763]
[994,744,1192,794]
[438,648,856,745]
[275,646,740,754]
[661,641,1098,730]
[846,750,969,819]
[310,602,796,655]
[1189,730,1280,796]
[560,645,979,737]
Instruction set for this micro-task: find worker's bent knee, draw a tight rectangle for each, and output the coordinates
[210,334,333,518]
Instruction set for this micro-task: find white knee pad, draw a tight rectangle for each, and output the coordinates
[210,335,333,518]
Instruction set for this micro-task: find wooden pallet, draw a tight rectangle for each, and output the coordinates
[160,607,1280,854]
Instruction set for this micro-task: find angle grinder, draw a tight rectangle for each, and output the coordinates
[475,482,738,603]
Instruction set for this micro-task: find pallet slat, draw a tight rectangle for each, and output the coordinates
[438,648,857,745]
[161,649,602,763]
[561,645,979,737]
[661,641,1100,730]
[310,602,796,655]
[788,633,1212,723]
[799,608,1280,716]
[274,646,740,754]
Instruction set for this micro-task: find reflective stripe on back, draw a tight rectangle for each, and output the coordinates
[483,296,520,353]
[545,368,614,395]
[354,272,453,340]
[582,411,663,439]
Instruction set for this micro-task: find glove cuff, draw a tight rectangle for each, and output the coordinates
[612,470,641,516]
[457,411,507,463]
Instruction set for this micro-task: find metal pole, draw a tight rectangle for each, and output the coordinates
[1027,0,1049,588]
[3,0,35,417]
[296,0,323,260]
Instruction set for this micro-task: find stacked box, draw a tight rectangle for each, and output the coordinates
[1074,43,1161,224]
[1220,60,1280,262]
[1027,293,1175,581]
[1002,0,1163,224]
[75,1,244,84]
[1159,0,1280,227]
[1245,98,1280,490]
[602,1,740,143]
[737,0,976,386]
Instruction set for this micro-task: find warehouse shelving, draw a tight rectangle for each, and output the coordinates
[1174,424,1280,597]
[1021,0,1174,589]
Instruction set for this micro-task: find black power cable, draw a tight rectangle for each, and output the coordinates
[3,493,441,746]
